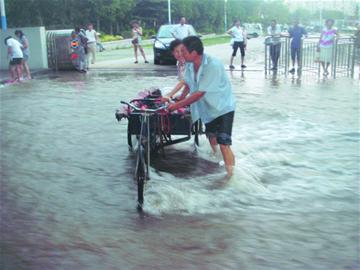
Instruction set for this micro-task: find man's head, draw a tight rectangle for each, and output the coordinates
[182,36,203,62]
[179,17,186,25]
[234,19,241,27]
[131,20,139,28]
[271,20,277,28]
[325,19,335,28]
[4,36,12,45]
[170,39,185,62]
[293,19,299,26]
[87,23,93,30]
[14,30,24,38]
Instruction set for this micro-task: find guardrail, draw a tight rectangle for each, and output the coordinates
[265,36,356,78]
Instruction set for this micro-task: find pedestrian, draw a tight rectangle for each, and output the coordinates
[171,17,193,40]
[318,19,337,77]
[85,23,98,66]
[14,30,31,79]
[267,20,282,71]
[161,39,189,102]
[4,36,23,82]
[288,19,307,74]
[167,36,236,178]
[70,27,87,72]
[131,20,149,64]
[227,19,247,70]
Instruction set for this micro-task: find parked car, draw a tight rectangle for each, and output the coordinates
[153,24,197,65]
[243,23,263,38]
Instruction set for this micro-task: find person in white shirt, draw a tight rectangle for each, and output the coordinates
[85,23,98,67]
[4,36,23,82]
[172,17,192,40]
[267,20,282,70]
[227,19,247,69]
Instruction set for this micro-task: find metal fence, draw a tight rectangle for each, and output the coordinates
[46,30,75,71]
[265,36,356,78]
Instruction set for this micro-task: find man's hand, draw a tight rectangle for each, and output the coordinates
[160,96,171,103]
[167,102,177,112]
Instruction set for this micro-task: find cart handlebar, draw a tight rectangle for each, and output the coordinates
[120,101,167,113]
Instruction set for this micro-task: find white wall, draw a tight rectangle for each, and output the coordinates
[0,26,48,70]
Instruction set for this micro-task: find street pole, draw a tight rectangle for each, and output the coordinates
[168,0,171,24]
[0,0,7,31]
[224,0,227,32]
[319,0,322,27]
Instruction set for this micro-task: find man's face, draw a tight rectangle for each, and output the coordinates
[88,24,93,30]
[173,44,185,63]
[180,17,186,25]
[235,21,240,27]
[181,46,195,62]
[271,21,276,28]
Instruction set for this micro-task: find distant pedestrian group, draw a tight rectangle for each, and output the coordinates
[70,23,100,72]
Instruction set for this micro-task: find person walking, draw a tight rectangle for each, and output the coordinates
[14,30,31,79]
[85,23,98,67]
[4,36,24,82]
[171,17,192,40]
[267,20,282,71]
[70,27,87,72]
[167,36,236,178]
[131,20,148,64]
[161,39,189,102]
[227,19,247,70]
[318,19,337,77]
[288,19,307,74]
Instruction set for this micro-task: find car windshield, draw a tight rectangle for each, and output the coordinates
[157,25,197,38]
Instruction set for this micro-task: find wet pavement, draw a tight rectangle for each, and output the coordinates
[1,41,359,270]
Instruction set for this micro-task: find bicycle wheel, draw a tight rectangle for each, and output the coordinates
[135,144,146,209]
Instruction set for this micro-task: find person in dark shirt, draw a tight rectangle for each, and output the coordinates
[288,19,307,74]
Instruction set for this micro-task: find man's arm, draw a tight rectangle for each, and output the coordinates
[177,85,190,100]
[168,91,205,111]
[161,80,186,102]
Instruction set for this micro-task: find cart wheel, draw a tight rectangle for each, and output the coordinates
[135,145,146,209]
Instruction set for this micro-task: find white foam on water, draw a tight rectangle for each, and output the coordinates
[142,152,269,216]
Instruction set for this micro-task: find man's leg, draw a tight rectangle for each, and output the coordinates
[208,136,218,154]
[89,43,96,64]
[216,111,235,177]
[220,144,235,177]
[15,64,22,81]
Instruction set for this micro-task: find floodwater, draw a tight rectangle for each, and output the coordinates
[0,69,359,270]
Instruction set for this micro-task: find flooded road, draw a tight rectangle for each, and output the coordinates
[1,69,359,270]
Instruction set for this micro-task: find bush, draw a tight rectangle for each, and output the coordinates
[100,34,123,42]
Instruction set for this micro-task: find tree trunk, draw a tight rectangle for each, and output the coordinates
[97,17,101,32]
[116,22,120,35]
[109,24,113,35]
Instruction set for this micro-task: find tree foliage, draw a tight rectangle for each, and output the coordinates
[3,0,346,35]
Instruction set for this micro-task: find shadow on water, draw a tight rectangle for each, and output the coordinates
[151,147,221,178]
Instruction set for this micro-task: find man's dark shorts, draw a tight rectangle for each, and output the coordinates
[9,58,23,65]
[205,111,234,145]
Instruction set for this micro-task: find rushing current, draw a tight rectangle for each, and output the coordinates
[1,69,359,270]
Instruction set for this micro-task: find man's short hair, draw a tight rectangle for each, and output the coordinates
[182,36,203,55]
[169,39,182,52]
[4,36,12,45]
